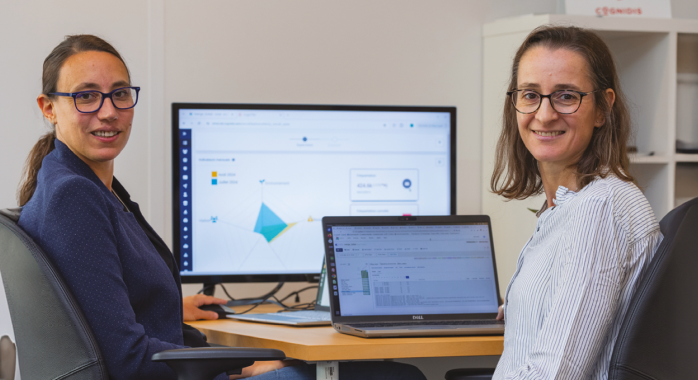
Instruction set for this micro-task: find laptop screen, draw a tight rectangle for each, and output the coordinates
[327,223,499,317]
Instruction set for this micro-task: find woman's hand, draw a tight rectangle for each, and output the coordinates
[496,305,504,321]
[182,294,228,321]
[229,360,300,379]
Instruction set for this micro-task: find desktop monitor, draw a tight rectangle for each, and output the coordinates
[172,103,456,285]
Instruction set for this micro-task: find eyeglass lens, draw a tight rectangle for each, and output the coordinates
[74,88,138,113]
[511,90,582,114]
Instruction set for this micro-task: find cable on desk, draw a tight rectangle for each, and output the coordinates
[218,283,236,301]
[234,297,281,315]
[196,283,318,314]
[267,286,318,310]
[233,288,320,314]
[276,300,317,312]
[197,282,286,304]
[278,285,318,303]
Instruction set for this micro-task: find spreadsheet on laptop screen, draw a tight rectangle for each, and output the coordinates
[330,224,499,316]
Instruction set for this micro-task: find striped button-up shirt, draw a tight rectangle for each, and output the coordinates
[493,175,663,380]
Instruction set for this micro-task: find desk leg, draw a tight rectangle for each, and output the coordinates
[315,361,339,380]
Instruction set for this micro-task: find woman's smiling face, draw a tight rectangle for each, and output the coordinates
[516,46,604,171]
[46,50,133,169]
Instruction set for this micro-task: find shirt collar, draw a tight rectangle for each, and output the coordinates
[554,186,577,206]
[535,185,578,218]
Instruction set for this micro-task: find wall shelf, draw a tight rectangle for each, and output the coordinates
[629,154,670,164]
[675,153,698,162]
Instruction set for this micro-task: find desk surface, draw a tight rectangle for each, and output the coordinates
[188,305,504,361]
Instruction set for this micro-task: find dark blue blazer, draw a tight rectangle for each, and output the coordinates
[19,139,219,379]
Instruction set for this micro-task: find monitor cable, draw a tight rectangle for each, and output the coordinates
[197,282,318,314]
[234,284,319,314]
[197,282,286,306]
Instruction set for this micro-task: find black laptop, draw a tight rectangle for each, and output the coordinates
[322,215,504,338]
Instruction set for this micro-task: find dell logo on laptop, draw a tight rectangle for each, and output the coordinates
[413,315,424,320]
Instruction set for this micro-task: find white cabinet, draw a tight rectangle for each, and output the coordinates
[482,14,698,292]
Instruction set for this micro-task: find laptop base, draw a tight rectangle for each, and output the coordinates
[231,310,331,326]
[334,322,504,338]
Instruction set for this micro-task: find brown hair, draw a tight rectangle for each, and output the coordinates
[17,35,130,206]
[490,25,633,200]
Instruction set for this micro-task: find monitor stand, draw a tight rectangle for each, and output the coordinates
[201,281,285,307]
[202,282,217,296]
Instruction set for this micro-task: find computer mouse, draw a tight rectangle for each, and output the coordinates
[198,304,232,320]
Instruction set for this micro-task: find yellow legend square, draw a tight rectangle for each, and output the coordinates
[212,171,218,178]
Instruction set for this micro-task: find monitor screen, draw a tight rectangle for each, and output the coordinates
[172,104,456,283]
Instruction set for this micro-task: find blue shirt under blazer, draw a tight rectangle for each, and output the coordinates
[19,139,225,380]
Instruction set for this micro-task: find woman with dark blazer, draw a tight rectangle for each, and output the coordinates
[18,34,425,380]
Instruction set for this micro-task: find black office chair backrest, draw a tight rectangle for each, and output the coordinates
[0,208,108,379]
[609,197,698,379]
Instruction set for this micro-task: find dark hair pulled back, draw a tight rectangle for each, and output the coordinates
[17,35,129,206]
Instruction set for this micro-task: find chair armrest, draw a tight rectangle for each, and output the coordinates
[152,347,286,380]
[444,368,495,380]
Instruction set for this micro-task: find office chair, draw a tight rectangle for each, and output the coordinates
[445,196,698,380]
[0,208,284,380]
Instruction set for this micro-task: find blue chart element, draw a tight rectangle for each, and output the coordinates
[254,203,288,242]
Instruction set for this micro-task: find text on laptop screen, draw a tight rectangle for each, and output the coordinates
[176,107,453,278]
[329,224,499,316]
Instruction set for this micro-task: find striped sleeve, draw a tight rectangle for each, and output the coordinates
[503,195,641,379]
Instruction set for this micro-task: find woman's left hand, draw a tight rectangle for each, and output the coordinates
[182,294,228,321]
[496,305,504,321]
[229,360,302,379]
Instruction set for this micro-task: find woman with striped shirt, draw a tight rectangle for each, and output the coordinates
[490,26,663,379]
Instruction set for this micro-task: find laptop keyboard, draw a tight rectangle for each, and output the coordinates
[246,311,330,321]
[281,311,331,320]
[348,320,504,328]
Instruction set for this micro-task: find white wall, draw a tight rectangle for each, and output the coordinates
[2,1,698,379]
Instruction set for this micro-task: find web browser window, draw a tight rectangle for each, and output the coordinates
[330,224,498,316]
[176,109,453,276]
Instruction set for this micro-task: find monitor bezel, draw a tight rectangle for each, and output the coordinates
[171,103,457,284]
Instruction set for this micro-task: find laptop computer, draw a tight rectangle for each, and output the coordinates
[229,259,331,326]
[322,215,505,338]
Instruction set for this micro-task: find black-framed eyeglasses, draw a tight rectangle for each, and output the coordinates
[507,89,598,114]
[49,86,141,113]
